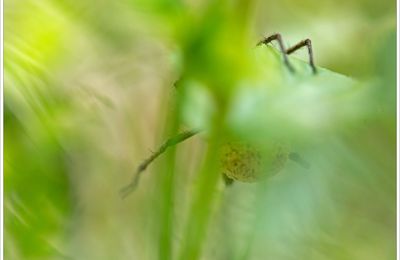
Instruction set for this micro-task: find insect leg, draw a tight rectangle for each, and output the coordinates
[286,39,317,74]
[120,129,201,198]
[222,174,234,186]
[289,152,311,169]
[257,33,295,73]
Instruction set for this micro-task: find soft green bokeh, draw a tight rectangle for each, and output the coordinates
[4,0,396,259]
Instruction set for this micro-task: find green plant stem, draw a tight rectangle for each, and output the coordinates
[178,120,224,260]
[158,135,176,260]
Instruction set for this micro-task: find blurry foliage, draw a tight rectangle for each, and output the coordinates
[4,0,396,259]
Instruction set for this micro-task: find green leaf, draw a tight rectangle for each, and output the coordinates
[180,46,375,142]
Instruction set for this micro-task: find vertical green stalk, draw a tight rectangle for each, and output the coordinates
[178,114,225,260]
[158,144,176,260]
[156,89,181,260]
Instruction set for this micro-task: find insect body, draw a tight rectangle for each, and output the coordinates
[221,141,290,183]
[221,142,263,182]
[120,33,315,198]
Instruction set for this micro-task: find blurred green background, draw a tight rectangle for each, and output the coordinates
[4,0,396,259]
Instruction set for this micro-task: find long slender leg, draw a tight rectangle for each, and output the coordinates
[286,39,317,74]
[120,129,200,198]
[257,33,295,73]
